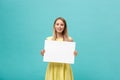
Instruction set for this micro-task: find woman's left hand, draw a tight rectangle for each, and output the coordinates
[74,50,78,56]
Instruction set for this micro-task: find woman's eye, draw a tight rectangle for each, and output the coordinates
[61,24,64,26]
[56,23,59,26]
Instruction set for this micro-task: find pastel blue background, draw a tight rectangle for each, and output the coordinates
[0,0,120,80]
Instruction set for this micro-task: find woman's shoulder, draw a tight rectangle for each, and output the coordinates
[68,36,73,42]
[46,36,53,40]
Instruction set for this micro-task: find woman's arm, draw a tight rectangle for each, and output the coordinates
[40,36,53,56]
[68,36,78,56]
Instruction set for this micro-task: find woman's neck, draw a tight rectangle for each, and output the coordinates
[56,33,63,38]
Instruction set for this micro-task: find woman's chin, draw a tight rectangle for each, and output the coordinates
[56,31,63,33]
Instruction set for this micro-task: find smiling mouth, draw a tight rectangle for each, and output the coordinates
[57,28,62,30]
[58,29,63,31]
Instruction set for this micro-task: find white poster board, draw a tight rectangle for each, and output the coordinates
[43,40,76,64]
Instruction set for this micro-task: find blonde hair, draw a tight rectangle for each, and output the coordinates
[52,17,70,41]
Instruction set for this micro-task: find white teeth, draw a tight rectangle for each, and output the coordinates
[58,28,61,30]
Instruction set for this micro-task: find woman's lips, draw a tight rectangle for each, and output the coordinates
[57,28,62,31]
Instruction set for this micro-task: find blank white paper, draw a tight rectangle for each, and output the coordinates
[43,40,76,64]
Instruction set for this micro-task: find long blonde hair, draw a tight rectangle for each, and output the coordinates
[52,17,69,41]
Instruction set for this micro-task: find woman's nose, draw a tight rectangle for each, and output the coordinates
[58,24,61,27]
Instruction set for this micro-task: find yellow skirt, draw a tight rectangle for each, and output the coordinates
[45,62,74,80]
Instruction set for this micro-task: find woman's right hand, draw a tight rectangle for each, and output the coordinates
[40,49,45,56]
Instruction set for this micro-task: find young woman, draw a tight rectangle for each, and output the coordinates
[41,17,77,80]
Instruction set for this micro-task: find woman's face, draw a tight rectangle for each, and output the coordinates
[55,19,65,33]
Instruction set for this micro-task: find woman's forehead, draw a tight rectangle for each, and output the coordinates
[56,19,64,23]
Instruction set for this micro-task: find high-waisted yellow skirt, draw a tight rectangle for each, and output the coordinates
[45,62,74,80]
